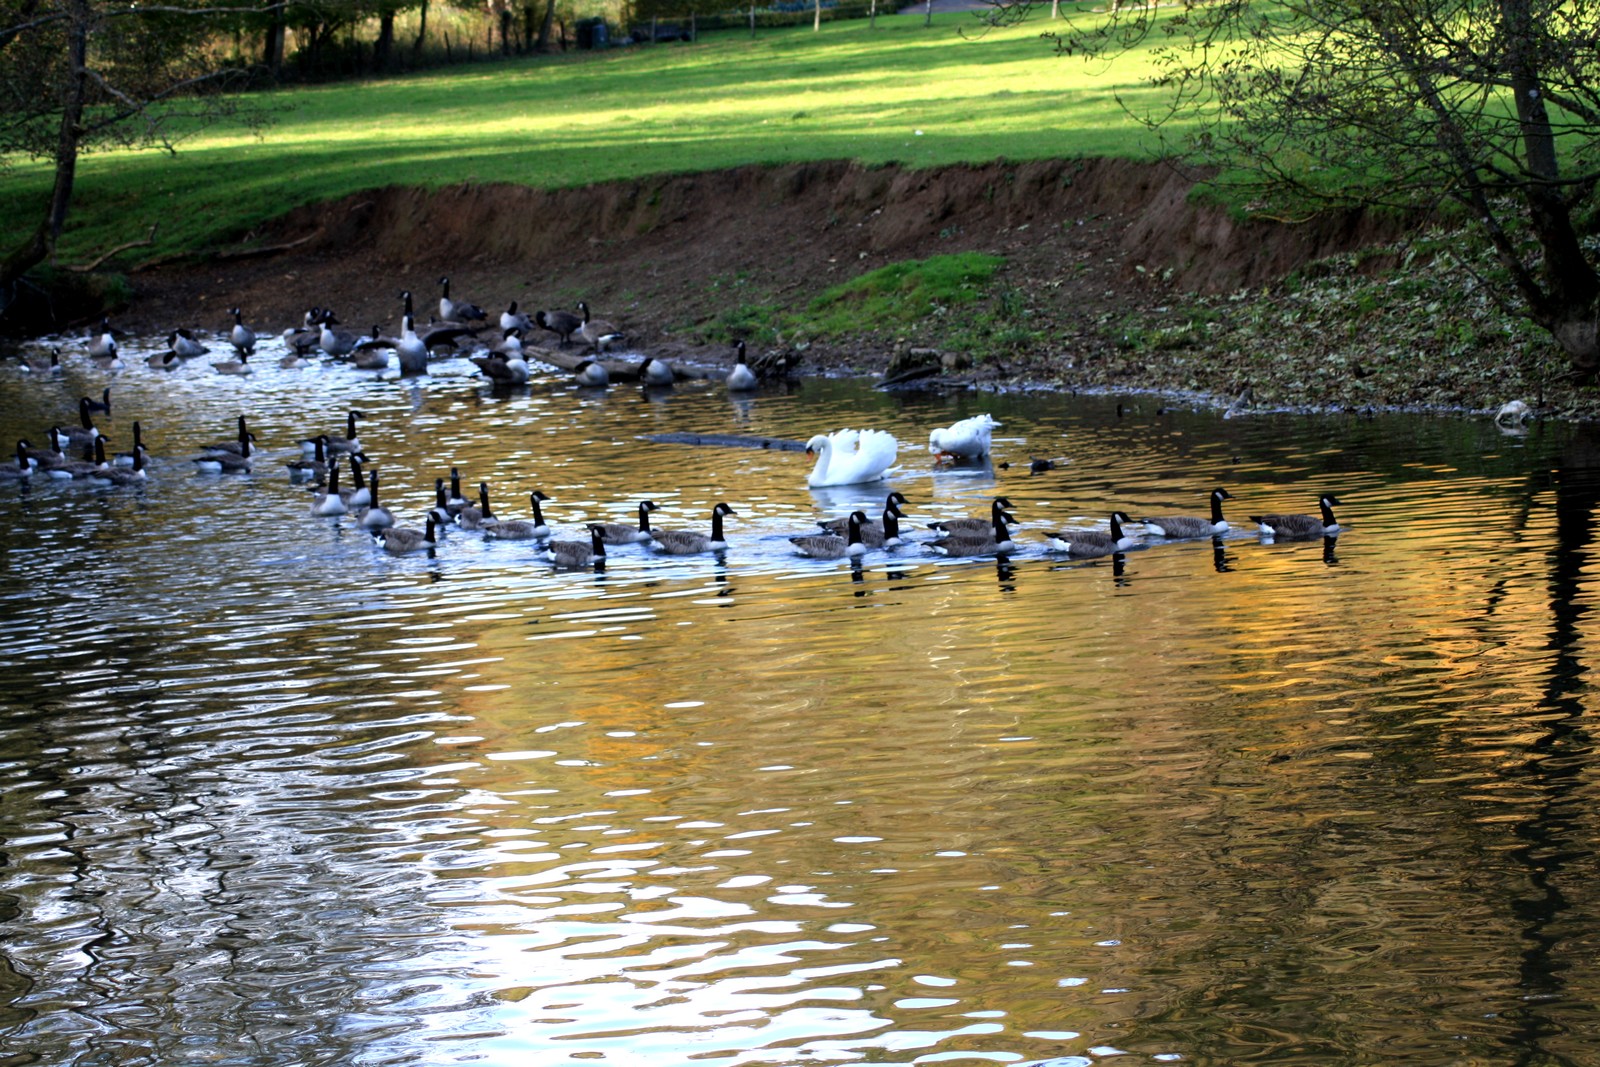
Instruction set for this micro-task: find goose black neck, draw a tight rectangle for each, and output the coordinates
[1210,493,1227,523]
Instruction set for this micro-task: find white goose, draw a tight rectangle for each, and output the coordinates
[805,429,899,487]
[928,413,1000,460]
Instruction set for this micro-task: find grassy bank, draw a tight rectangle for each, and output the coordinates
[0,10,1175,268]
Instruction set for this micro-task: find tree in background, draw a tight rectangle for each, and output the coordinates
[989,0,1600,376]
[0,0,269,312]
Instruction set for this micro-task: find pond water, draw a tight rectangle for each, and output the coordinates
[2,331,1599,1067]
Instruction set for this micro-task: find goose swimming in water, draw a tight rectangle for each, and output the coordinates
[1249,494,1343,540]
[1140,488,1234,539]
[928,413,1000,461]
[573,359,610,387]
[650,502,736,554]
[309,456,348,516]
[356,470,394,530]
[817,492,909,548]
[456,482,498,530]
[594,500,659,544]
[790,510,870,559]
[929,505,1018,557]
[376,515,440,555]
[805,429,899,487]
[927,497,1014,538]
[483,491,552,540]
[543,524,608,568]
[1045,511,1139,556]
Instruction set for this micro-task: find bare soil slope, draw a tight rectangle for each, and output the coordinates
[124,159,1405,386]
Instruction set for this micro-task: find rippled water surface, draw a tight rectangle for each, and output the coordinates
[3,333,1600,1067]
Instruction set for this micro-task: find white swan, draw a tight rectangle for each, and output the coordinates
[928,414,1000,460]
[805,429,898,487]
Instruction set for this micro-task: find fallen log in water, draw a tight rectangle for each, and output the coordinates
[643,432,809,451]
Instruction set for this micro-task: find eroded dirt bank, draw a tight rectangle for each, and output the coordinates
[123,158,1413,389]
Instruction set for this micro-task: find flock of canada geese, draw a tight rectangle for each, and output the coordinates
[7,276,1346,567]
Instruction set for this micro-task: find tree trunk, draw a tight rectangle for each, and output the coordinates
[870,0,877,29]
[1051,0,1060,17]
[537,0,556,50]
[1,0,90,298]
[375,11,395,71]
[814,0,822,31]
[750,2,756,36]
[413,0,429,60]
[262,3,285,76]
[500,7,512,54]
[924,0,933,27]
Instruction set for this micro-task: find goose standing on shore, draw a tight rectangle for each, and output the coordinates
[575,302,623,353]
[535,309,582,347]
[439,276,487,323]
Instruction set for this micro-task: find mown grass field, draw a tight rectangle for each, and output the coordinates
[0,9,1178,267]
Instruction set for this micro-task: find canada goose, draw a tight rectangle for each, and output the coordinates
[1,442,33,481]
[146,349,180,370]
[60,435,112,478]
[395,315,429,375]
[1141,488,1234,539]
[573,359,610,387]
[428,479,454,525]
[193,433,254,474]
[443,467,470,514]
[285,435,331,482]
[420,319,480,352]
[20,349,63,374]
[88,444,147,486]
[929,506,1018,557]
[438,276,487,323]
[534,308,582,346]
[805,429,899,487]
[230,307,256,354]
[199,415,254,456]
[484,491,553,540]
[57,397,99,448]
[500,301,534,332]
[638,355,676,386]
[87,317,120,368]
[315,311,359,358]
[284,308,322,354]
[21,430,69,472]
[456,482,498,530]
[575,301,623,353]
[308,454,347,515]
[112,421,146,467]
[927,496,1015,536]
[211,349,252,375]
[169,328,209,359]
[83,388,112,416]
[650,502,736,554]
[928,414,1001,460]
[340,455,371,507]
[594,499,659,544]
[1045,511,1139,556]
[726,340,758,391]
[301,410,363,455]
[1249,494,1343,539]
[817,491,909,547]
[791,510,870,559]
[356,471,395,529]
[351,326,396,370]
[472,336,530,385]
[543,524,607,568]
[376,515,439,555]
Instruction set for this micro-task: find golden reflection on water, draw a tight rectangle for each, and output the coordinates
[1,342,1599,1065]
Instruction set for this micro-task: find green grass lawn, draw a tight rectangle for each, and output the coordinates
[0,9,1181,267]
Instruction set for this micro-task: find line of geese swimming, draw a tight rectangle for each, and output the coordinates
[7,390,1347,565]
